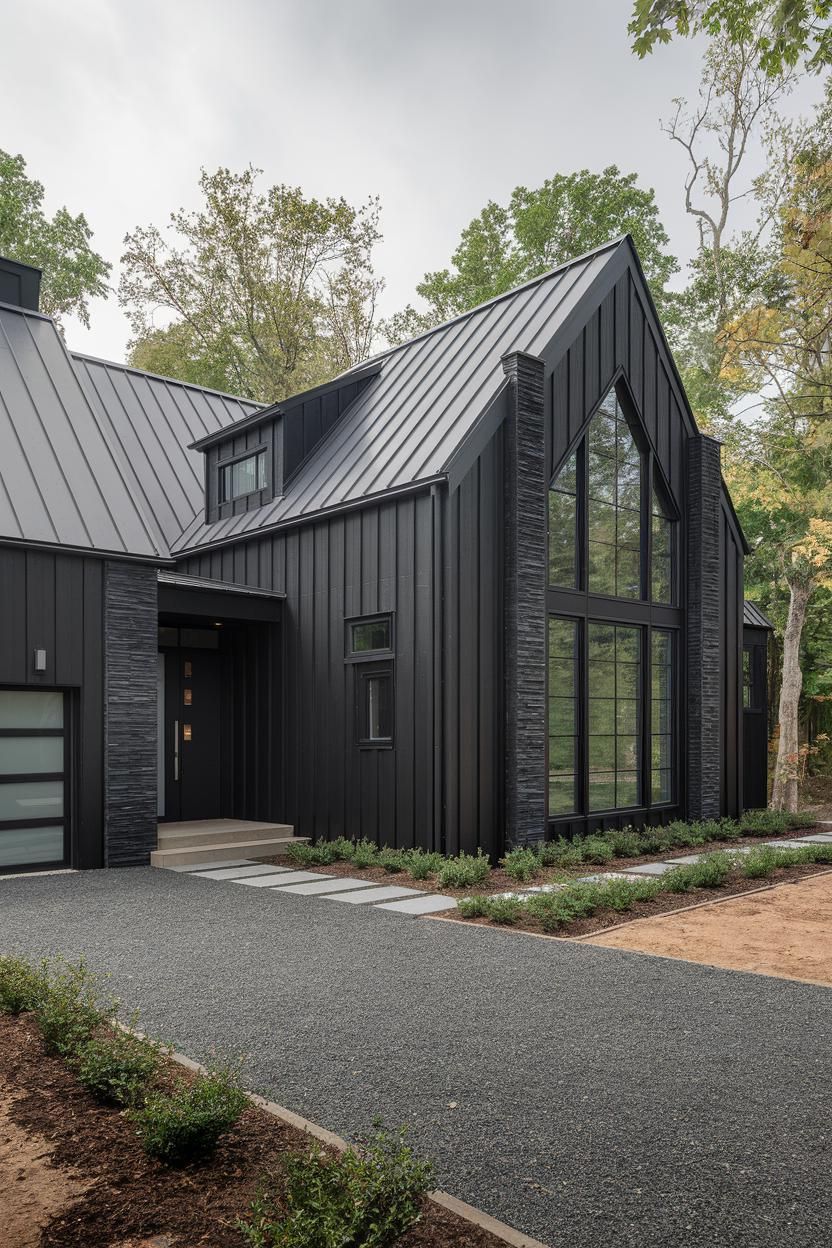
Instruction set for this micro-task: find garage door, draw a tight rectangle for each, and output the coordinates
[0,690,66,869]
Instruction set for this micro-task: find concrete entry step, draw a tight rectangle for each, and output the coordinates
[157,819,296,850]
[151,834,308,869]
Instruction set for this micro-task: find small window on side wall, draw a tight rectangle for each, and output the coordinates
[219,450,266,502]
[356,664,394,747]
[347,614,392,658]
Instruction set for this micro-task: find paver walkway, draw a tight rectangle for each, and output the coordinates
[1,868,831,1247]
[173,860,460,915]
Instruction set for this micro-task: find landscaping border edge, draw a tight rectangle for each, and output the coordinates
[126,1028,551,1248]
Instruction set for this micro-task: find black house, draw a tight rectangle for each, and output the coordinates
[0,237,755,873]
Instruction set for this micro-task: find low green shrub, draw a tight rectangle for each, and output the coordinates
[456,895,489,919]
[74,1026,160,1107]
[404,850,443,880]
[129,1066,248,1163]
[485,897,523,925]
[597,877,661,912]
[579,836,615,865]
[35,958,114,1057]
[501,848,540,882]
[788,811,816,828]
[0,954,47,1015]
[284,843,318,866]
[663,851,733,893]
[737,809,791,836]
[604,828,643,858]
[377,848,408,874]
[436,850,491,889]
[538,839,584,868]
[238,1125,434,1248]
[350,839,381,869]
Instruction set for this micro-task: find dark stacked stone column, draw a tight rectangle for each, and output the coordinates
[686,434,722,820]
[501,351,547,847]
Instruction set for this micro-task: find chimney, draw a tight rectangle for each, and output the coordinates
[0,256,42,312]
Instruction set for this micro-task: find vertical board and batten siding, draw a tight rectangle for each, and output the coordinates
[282,375,375,483]
[178,492,436,848]
[0,546,104,867]
[442,428,504,857]
[721,503,744,817]
[547,273,691,506]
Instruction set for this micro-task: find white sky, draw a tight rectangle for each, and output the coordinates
[2,0,824,364]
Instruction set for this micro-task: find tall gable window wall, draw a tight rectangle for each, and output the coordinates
[547,383,680,823]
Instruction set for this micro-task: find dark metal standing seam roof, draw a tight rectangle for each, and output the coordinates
[744,601,774,630]
[0,303,163,559]
[170,241,619,554]
[73,355,260,558]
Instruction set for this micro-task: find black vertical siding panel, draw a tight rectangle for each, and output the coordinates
[79,558,104,868]
[478,430,502,858]
[361,510,379,614]
[600,289,615,390]
[344,512,362,841]
[568,332,585,447]
[395,499,416,847]
[304,398,322,459]
[414,493,435,848]
[377,507,397,836]
[26,550,56,684]
[328,518,346,838]
[614,276,628,370]
[313,523,330,840]
[284,530,301,832]
[55,554,84,685]
[550,357,569,477]
[457,463,479,853]
[584,307,601,418]
[643,331,657,447]
[628,281,644,414]
[0,548,27,681]
[298,526,315,838]
[443,489,461,855]
[670,396,684,499]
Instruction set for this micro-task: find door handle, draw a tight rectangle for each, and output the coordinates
[174,719,180,781]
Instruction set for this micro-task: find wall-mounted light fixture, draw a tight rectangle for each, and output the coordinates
[33,648,47,672]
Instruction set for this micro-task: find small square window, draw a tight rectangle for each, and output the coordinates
[348,615,392,656]
[356,664,393,746]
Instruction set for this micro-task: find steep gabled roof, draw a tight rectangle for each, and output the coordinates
[73,354,259,556]
[171,238,622,554]
[0,302,163,559]
[744,601,774,630]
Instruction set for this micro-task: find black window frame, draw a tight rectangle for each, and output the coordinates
[355,662,395,749]
[546,376,683,827]
[0,687,69,872]
[345,613,394,662]
[217,446,268,503]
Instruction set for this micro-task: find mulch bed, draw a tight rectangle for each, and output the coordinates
[268,825,827,898]
[440,863,832,939]
[0,1014,507,1248]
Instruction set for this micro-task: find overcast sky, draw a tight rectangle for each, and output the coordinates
[2,0,824,364]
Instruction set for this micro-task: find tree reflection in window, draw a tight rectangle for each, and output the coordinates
[587,392,641,598]
[587,623,641,811]
[548,451,577,588]
[652,488,673,604]
[548,617,578,815]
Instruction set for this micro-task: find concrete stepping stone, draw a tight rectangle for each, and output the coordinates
[278,877,381,895]
[492,883,568,900]
[235,870,326,887]
[761,839,819,850]
[198,863,293,880]
[169,859,256,873]
[622,861,680,876]
[376,894,459,914]
[575,871,649,883]
[660,854,702,866]
[328,884,421,904]
[795,832,832,843]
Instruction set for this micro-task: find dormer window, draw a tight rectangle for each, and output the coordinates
[219,449,267,503]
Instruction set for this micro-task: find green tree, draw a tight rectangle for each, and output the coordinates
[0,150,110,328]
[382,167,678,345]
[630,0,832,76]
[119,167,383,403]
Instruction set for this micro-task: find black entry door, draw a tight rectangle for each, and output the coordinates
[163,648,222,821]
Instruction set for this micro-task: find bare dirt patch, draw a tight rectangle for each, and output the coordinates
[584,872,832,986]
[0,1014,511,1248]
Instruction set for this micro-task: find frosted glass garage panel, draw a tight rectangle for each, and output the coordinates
[0,691,63,729]
[0,781,63,822]
[0,825,64,866]
[0,737,64,775]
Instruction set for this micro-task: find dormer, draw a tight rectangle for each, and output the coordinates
[189,361,382,524]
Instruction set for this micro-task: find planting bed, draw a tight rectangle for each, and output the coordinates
[269,823,827,898]
[443,861,832,938]
[0,1013,511,1248]
[588,871,832,986]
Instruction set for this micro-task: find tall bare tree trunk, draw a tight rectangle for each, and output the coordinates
[771,578,812,812]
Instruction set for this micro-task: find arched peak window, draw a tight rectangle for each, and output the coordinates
[548,384,676,604]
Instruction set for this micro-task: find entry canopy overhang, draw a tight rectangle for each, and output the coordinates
[157,570,284,621]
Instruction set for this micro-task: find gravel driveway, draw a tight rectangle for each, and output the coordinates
[1,867,831,1247]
